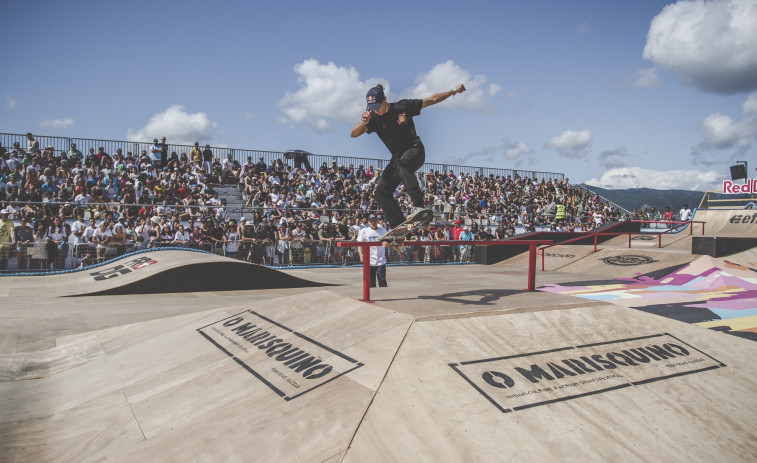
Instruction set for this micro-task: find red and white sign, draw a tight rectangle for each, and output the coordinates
[722,178,756,194]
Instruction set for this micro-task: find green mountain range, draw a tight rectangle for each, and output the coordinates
[579,185,706,212]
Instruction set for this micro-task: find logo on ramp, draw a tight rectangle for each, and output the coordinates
[600,255,657,266]
[450,333,725,413]
[197,310,364,400]
[89,255,158,281]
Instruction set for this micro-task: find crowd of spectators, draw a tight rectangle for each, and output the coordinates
[0,132,642,271]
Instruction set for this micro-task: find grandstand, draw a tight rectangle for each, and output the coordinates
[1,132,628,272]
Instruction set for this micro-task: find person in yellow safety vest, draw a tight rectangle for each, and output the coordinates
[555,201,566,223]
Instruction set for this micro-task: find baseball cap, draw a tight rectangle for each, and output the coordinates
[368,214,377,220]
[366,86,385,111]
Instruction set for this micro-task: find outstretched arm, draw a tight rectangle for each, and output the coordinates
[422,83,466,108]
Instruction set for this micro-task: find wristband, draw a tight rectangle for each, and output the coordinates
[451,88,457,94]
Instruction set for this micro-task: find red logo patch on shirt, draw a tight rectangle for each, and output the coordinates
[397,113,407,125]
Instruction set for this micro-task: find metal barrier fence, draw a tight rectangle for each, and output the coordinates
[1,132,564,183]
[0,238,477,273]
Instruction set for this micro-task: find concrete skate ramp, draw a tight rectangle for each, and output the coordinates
[498,244,597,271]
[2,288,757,462]
[545,248,698,279]
[0,250,325,297]
[344,305,757,462]
[602,232,694,250]
[0,291,414,462]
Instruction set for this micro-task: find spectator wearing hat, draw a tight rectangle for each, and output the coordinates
[223,221,240,259]
[111,222,130,256]
[238,221,256,261]
[357,215,388,287]
[0,209,14,270]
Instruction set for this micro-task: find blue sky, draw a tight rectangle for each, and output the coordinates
[2,0,756,190]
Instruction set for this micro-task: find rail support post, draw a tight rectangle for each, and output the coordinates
[527,243,538,291]
[359,243,373,303]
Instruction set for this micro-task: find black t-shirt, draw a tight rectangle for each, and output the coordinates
[365,99,423,158]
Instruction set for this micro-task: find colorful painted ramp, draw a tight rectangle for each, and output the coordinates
[540,248,757,341]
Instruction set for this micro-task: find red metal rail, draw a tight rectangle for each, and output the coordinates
[539,220,706,271]
[337,240,552,302]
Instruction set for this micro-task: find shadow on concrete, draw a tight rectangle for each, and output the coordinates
[418,289,524,306]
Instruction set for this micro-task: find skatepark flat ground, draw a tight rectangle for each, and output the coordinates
[1,241,757,462]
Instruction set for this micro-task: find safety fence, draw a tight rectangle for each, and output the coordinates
[1,132,564,183]
[0,238,481,273]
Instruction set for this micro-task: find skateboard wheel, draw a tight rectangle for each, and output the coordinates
[407,224,414,231]
[382,242,389,248]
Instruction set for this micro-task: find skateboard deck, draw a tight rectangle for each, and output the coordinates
[378,209,435,245]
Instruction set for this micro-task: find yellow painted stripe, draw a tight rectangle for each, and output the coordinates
[696,315,757,331]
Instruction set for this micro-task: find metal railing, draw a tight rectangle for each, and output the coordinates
[1,132,564,183]
[0,237,480,273]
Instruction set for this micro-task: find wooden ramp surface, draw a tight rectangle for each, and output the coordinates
[2,288,757,462]
[2,251,757,462]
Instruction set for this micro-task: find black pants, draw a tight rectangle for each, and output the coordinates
[370,264,387,287]
[294,155,312,172]
[375,143,426,229]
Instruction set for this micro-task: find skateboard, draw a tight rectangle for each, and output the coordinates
[378,209,435,246]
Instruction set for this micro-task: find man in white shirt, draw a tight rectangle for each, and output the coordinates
[679,204,693,222]
[92,221,113,260]
[69,211,89,250]
[356,215,388,287]
[83,218,97,244]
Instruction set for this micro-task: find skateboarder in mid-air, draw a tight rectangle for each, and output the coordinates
[351,82,466,235]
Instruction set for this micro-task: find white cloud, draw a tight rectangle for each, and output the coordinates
[629,68,661,88]
[544,128,592,158]
[277,59,385,132]
[39,118,75,131]
[401,60,498,112]
[598,148,628,168]
[692,92,757,162]
[6,97,17,110]
[126,105,218,145]
[277,59,500,131]
[643,0,757,94]
[584,167,725,191]
[743,92,757,113]
[503,139,532,160]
